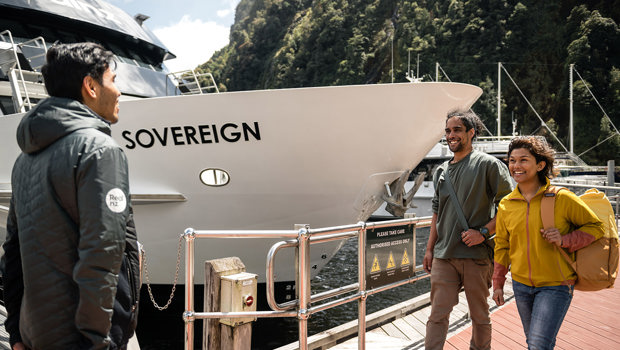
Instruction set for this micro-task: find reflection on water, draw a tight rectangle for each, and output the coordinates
[252,227,431,349]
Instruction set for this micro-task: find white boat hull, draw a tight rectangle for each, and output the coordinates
[0,82,482,284]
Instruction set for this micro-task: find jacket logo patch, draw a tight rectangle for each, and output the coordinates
[106,188,127,213]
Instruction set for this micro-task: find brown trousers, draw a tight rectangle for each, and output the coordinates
[425,257,493,350]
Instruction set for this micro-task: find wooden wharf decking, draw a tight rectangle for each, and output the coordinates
[279,276,620,350]
[446,283,620,350]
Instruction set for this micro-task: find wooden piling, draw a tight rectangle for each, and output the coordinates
[204,257,251,350]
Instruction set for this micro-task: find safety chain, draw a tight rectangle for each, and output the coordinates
[142,234,184,311]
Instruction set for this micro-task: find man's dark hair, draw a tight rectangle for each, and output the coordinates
[446,110,485,140]
[41,42,115,101]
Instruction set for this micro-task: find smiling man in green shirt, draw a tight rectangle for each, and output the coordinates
[423,110,513,350]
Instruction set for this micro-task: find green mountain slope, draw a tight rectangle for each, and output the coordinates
[198,0,619,165]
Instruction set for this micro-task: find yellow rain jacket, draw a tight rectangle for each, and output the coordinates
[494,179,604,288]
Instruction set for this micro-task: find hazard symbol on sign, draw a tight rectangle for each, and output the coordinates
[371,254,381,273]
[401,249,410,266]
[386,252,396,270]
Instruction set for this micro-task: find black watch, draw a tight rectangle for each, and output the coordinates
[479,227,490,239]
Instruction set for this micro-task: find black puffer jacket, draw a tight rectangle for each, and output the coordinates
[1,97,140,349]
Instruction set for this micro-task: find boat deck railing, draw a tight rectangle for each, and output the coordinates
[166,70,219,95]
[181,216,433,350]
[0,30,48,113]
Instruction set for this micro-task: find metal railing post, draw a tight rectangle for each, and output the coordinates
[607,160,615,196]
[176,217,434,348]
[183,228,196,350]
[357,221,367,350]
[297,226,311,350]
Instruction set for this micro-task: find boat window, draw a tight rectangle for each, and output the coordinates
[56,29,80,44]
[0,96,15,115]
[0,19,29,39]
[107,42,133,60]
[1,16,165,72]
[200,168,230,187]
[136,60,153,69]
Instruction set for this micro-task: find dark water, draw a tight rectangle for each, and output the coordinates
[138,228,431,349]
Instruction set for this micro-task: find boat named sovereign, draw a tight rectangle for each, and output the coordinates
[121,122,261,149]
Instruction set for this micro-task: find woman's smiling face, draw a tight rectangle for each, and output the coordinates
[508,147,545,185]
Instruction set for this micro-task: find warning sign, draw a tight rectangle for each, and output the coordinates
[386,252,396,270]
[401,249,410,266]
[371,255,381,273]
[366,223,415,290]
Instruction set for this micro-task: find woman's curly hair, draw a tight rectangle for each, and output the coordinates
[508,136,556,184]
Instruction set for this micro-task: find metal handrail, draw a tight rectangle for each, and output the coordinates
[266,240,298,311]
[265,229,360,311]
[0,30,33,112]
[17,36,47,72]
[181,216,433,350]
[166,70,219,95]
[610,195,620,226]
[551,182,620,192]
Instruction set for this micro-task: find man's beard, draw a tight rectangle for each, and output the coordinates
[449,140,464,153]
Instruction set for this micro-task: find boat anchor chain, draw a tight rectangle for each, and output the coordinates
[141,234,184,311]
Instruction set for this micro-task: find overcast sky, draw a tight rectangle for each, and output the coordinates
[108,0,240,72]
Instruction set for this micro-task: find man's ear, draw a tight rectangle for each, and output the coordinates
[468,127,475,141]
[82,75,97,100]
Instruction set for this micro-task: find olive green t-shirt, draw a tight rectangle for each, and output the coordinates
[431,150,513,259]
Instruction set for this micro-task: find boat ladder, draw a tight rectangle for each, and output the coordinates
[166,69,219,95]
[0,30,48,113]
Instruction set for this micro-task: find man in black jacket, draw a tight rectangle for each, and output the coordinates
[2,42,140,350]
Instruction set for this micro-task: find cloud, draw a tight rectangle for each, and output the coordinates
[221,0,241,15]
[216,0,241,19]
[153,15,229,73]
[217,9,231,18]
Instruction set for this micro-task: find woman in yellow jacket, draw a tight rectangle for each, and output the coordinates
[492,136,603,349]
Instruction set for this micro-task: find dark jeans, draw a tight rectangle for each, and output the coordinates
[512,280,574,350]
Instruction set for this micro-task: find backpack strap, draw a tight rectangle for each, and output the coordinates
[540,186,576,271]
[443,167,469,231]
[541,186,563,229]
